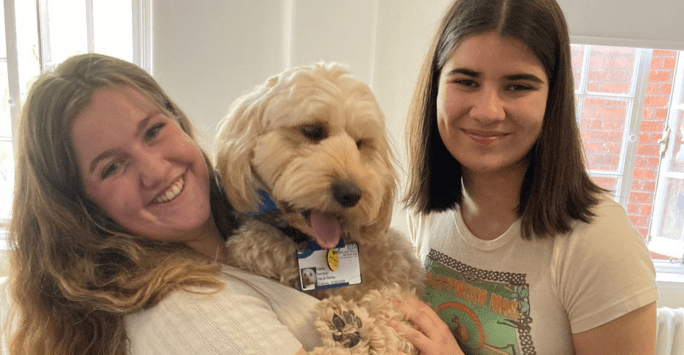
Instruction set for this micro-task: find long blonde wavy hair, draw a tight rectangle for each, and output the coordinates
[5,53,227,355]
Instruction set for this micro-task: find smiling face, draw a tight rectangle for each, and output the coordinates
[436,32,549,178]
[71,86,213,244]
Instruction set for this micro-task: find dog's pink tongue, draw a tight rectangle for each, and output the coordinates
[310,210,341,249]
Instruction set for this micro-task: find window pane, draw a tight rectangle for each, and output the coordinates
[654,177,684,243]
[571,44,586,92]
[649,51,684,254]
[17,0,41,98]
[0,62,10,137]
[585,46,637,95]
[0,57,10,227]
[580,96,630,172]
[669,110,684,172]
[0,2,6,58]
[93,1,133,62]
[47,0,88,66]
[0,139,14,223]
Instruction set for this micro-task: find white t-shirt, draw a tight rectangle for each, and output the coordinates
[409,195,658,355]
[125,265,322,354]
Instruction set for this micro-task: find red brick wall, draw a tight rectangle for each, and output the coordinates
[631,50,677,240]
[573,46,677,254]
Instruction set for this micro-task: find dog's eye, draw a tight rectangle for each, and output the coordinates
[300,124,328,142]
[356,140,364,149]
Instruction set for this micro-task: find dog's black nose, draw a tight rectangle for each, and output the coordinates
[331,181,362,208]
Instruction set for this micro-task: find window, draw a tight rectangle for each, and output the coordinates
[650,57,684,261]
[571,43,684,268]
[0,0,150,256]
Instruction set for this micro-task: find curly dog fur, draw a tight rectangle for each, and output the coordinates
[215,62,424,354]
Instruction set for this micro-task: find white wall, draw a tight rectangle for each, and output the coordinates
[152,0,388,141]
[152,0,453,237]
[152,0,684,235]
[152,0,683,308]
[559,0,684,50]
[152,0,286,143]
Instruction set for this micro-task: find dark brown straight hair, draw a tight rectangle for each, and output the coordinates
[404,0,605,239]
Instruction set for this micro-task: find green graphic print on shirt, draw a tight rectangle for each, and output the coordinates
[425,249,535,355]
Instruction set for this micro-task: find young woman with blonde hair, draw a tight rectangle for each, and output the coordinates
[4,53,320,355]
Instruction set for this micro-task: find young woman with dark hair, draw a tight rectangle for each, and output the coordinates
[391,0,658,354]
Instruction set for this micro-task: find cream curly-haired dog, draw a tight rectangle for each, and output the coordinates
[215,62,424,354]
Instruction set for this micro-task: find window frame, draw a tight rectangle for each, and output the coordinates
[0,0,151,244]
[649,50,684,262]
[572,43,684,282]
[574,45,653,209]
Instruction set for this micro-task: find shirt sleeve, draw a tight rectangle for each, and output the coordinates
[407,211,418,245]
[551,199,658,333]
[407,211,430,263]
[125,277,308,355]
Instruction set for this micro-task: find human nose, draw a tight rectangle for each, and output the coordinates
[136,149,169,188]
[469,87,505,124]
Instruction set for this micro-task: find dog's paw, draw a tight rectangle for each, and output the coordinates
[331,310,363,348]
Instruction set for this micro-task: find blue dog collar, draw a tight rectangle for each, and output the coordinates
[244,190,310,245]
[247,190,277,216]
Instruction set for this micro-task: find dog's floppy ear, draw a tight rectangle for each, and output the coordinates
[215,75,280,213]
[363,142,398,240]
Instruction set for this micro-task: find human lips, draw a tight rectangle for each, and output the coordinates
[462,129,508,146]
[153,175,185,204]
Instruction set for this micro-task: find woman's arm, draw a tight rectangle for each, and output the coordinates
[125,269,321,355]
[572,302,656,355]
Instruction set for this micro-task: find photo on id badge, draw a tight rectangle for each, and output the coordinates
[300,267,318,291]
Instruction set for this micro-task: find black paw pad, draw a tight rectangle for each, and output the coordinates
[330,310,362,348]
[333,314,345,330]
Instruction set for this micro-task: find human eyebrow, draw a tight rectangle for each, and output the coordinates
[88,150,116,175]
[137,114,153,134]
[444,68,480,78]
[445,68,545,85]
[504,73,545,84]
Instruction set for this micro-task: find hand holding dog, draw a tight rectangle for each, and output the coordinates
[388,295,465,355]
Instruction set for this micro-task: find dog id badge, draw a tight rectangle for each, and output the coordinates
[297,240,361,291]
